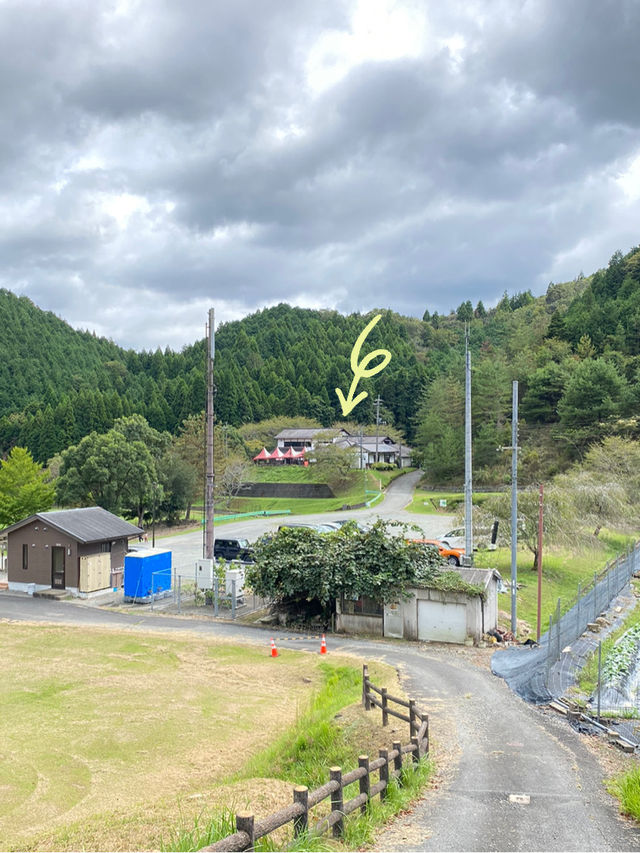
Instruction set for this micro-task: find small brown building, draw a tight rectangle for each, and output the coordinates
[2,507,143,596]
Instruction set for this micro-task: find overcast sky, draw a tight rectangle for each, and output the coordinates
[2,0,639,351]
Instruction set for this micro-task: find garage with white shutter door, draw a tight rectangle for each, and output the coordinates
[417,599,468,643]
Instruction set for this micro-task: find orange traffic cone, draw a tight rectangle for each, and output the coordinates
[270,638,279,658]
[320,634,327,655]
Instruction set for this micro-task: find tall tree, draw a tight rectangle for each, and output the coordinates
[0,447,55,528]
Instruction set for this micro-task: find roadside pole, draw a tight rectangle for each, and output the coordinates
[510,381,519,636]
[536,483,543,643]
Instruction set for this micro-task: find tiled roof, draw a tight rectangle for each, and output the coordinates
[1,507,143,543]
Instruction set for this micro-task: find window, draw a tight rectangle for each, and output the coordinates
[22,544,28,571]
[98,542,111,553]
[341,595,383,616]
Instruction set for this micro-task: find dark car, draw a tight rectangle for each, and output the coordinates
[213,538,254,562]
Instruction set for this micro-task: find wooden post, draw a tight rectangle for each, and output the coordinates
[363,664,371,710]
[381,688,389,726]
[379,748,389,800]
[236,813,255,851]
[409,699,416,739]
[330,766,344,838]
[293,786,308,838]
[411,736,420,765]
[393,740,403,776]
[358,755,370,813]
[423,715,430,756]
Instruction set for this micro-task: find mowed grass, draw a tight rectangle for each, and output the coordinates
[406,490,497,515]
[474,530,637,636]
[0,624,397,852]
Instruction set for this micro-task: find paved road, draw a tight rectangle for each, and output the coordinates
[162,470,454,567]
[1,593,637,851]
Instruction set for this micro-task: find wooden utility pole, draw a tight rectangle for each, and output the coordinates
[204,308,215,560]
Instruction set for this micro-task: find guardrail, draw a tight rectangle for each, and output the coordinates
[199,664,429,851]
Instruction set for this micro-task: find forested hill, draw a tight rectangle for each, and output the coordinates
[0,293,426,462]
[1,242,639,481]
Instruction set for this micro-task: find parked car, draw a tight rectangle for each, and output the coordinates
[277,522,337,533]
[438,527,465,549]
[331,519,371,532]
[214,538,254,562]
[411,538,465,566]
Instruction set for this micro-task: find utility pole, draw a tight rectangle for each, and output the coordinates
[464,325,473,563]
[510,381,519,635]
[536,483,544,642]
[374,395,382,466]
[497,380,519,635]
[204,308,215,560]
[360,429,366,495]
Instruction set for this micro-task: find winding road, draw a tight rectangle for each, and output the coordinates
[1,474,638,850]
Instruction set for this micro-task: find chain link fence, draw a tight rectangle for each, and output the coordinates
[492,543,640,706]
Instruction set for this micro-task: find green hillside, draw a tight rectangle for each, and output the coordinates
[1,243,639,486]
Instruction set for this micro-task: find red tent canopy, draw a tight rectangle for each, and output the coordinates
[253,447,271,461]
[282,447,298,458]
[269,447,285,459]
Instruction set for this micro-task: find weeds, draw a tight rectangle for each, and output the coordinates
[609,766,640,822]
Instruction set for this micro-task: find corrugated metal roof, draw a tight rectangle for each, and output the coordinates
[275,428,338,439]
[4,507,143,543]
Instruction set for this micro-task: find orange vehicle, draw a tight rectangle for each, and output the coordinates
[410,538,465,566]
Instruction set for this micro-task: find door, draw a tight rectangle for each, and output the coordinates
[383,602,403,638]
[51,546,66,589]
[417,599,467,643]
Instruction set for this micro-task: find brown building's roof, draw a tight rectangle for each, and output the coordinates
[1,507,143,543]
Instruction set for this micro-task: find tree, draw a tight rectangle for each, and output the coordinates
[56,430,156,522]
[157,450,198,523]
[521,362,568,423]
[0,447,55,528]
[218,456,250,507]
[483,486,574,569]
[246,521,447,623]
[456,301,474,323]
[557,358,625,429]
[313,442,356,491]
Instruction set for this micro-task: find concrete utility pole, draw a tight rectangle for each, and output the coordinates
[204,308,215,560]
[464,326,473,562]
[510,381,519,635]
[374,395,382,465]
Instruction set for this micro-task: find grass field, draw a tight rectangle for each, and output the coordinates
[0,624,398,852]
[406,490,498,515]
[474,530,636,636]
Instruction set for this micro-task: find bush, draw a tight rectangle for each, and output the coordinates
[372,462,394,471]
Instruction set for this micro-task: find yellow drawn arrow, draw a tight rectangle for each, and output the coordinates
[335,314,392,417]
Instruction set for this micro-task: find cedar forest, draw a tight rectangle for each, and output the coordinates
[1,244,640,522]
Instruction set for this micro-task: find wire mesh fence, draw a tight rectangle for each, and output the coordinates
[492,542,640,706]
[142,561,267,619]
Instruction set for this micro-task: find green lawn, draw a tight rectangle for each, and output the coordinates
[245,465,330,483]
[406,489,498,515]
[474,529,637,635]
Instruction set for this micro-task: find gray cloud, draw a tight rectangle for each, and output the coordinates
[0,0,639,350]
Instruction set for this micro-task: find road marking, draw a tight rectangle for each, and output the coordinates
[509,794,530,805]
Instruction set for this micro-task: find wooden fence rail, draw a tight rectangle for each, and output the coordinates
[200,665,429,852]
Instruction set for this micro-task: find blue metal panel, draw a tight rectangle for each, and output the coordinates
[124,550,172,600]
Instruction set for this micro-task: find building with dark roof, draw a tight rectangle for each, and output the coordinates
[1,507,143,596]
